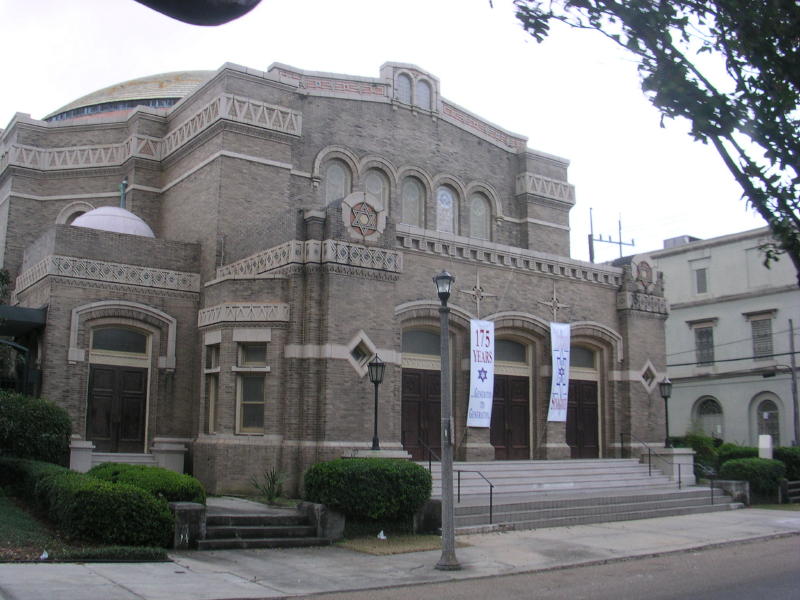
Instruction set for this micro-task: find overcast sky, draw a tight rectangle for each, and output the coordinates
[0,0,766,263]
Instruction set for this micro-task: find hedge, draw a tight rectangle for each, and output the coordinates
[88,463,206,504]
[717,443,757,466]
[304,458,432,521]
[774,447,800,481]
[0,457,172,547]
[718,457,785,497]
[0,390,71,464]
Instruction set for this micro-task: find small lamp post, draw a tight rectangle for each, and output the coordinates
[433,270,460,571]
[367,355,385,451]
[659,377,673,448]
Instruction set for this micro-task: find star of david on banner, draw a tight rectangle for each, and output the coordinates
[467,319,494,427]
[547,322,571,422]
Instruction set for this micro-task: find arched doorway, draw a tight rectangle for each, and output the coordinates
[86,326,150,453]
[401,329,441,460]
[755,397,781,447]
[566,346,600,458]
[695,397,724,439]
[490,338,531,460]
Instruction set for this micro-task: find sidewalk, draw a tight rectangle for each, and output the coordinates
[1,508,799,600]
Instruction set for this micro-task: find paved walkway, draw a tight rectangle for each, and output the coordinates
[1,507,799,600]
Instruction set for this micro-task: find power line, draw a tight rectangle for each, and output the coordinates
[667,350,799,368]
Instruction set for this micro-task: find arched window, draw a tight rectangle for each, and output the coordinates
[436,185,457,234]
[696,397,723,438]
[469,193,491,240]
[396,74,412,104]
[364,169,388,206]
[66,211,86,225]
[401,177,424,227]
[416,80,432,110]
[402,330,440,356]
[91,327,148,355]
[324,160,350,204]
[756,398,780,446]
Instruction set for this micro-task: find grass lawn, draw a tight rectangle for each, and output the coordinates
[0,487,168,562]
[0,488,66,561]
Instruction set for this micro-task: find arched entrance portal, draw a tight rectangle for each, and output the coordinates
[401,329,441,460]
[566,346,600,458]
[86,327,150,453]
[490,338,530,460]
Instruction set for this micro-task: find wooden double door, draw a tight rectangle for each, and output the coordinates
[566,380,599,458]
[87,364,147,453]
[490,375,530,460]
[401,369,441,461]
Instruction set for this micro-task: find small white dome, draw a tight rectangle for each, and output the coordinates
[71,206,155,238]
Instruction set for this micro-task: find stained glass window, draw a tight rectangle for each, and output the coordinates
[324,160,349,204]
[416,80,432,110]
[469,193,490,240]
[365,170,388,205]
[436,186,456,233]
[396,74,412,104]
[401,178,424,227]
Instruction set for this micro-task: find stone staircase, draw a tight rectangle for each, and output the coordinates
[423,459,743,533]
[198,498,332,550]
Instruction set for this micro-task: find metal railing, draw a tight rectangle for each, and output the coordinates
[619,432,684,490]
[416,437,495,524]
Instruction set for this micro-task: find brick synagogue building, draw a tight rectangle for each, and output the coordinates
[0,62,669,493]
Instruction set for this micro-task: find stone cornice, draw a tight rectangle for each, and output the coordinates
[213,239,403,281]
[616,291,669,315]
[15,255,200,295]
[198,303,290,327]
[395,225,621,288]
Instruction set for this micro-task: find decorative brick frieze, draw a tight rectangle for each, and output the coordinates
[198,303,290,327]
[395,226,620,288]
[215,239,403,281]
[616,291,669,315]
[515,172,576,206]
[440,101,527,152]
[1,94,301,172]
[15,255,200,294]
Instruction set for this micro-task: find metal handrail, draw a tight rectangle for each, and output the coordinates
[619,431,684,490]
[416,437,495,524]
[455,469,495,524]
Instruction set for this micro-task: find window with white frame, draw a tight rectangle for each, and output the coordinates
[204,344,220,434]
[469,192,491,240]
[436,185,457,234]
[401,177,424,227]
[324,160,350,205]
[694,325,715,365]
[235,341,269,433]
[750,317,774,359]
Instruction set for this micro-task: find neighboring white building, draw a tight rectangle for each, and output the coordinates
[634,228,799,447]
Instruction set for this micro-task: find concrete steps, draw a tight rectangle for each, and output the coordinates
[91,452,156,467]
[198,508,331,551]
[422,459,742,533]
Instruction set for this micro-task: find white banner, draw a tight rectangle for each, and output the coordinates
[467,319,494,427]
[547,322,571,422]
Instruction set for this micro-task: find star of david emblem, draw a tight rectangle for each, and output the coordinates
[350,202,378,236]
[478,367,488,382]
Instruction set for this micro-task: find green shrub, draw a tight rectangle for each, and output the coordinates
[774,447,800,481]
[88,463,206,504]
[0,457,172,547]
[719,457,785,497]
[717,443,758,466]
[304,458,432,521]
[672,432,718,477]
[0,391,71,464]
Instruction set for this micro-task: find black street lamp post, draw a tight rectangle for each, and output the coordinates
[368,355,385,451]
[659,377,673,448]
[433,270,460,571]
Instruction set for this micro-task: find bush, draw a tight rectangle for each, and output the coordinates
[88,463,206,504]
[0,391,71,464]
[774,447,800,481]
[0,457,172,547]
[304,458,432,521]
[672,432,718,477]
[719,457,785,497]
[717,443,758,466]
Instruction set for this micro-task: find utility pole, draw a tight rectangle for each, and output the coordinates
[587,208,634,262]
[790,319,799,446]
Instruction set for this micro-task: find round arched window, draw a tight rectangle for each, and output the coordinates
[324,160,350,204]
[364,170,388,206]
[469,193,491,240]
[696,397,723,438]
[401,178,424,227]
[756,398,780,446]
[436,186,457,234]
[396,74,412,104]
[416,80,432,110]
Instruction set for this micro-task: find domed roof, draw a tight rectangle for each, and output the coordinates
[46,70,214,122]
[71,206,155,238]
